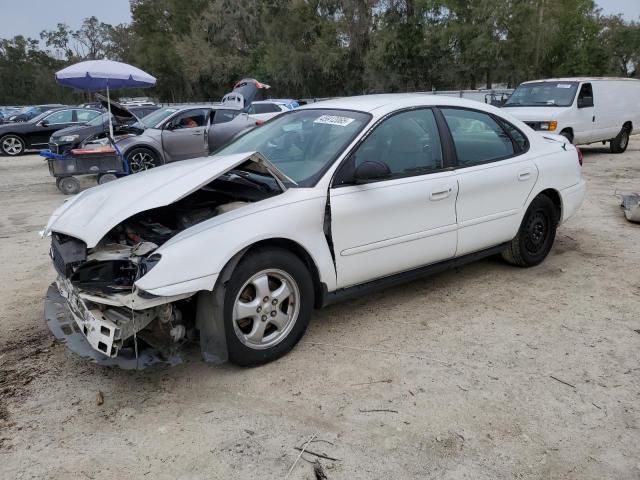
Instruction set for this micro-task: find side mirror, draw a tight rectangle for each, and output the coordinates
[577,96,593,108]
[40,119,49,127]
[353,160,391,183]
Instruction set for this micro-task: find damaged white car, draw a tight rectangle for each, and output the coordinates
[43,94,586,367]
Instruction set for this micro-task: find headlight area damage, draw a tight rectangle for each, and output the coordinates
[44,152,292,368]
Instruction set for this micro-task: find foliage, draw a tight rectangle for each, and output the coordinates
[2,0,640,105]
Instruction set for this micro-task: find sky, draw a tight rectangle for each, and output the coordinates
[0,0,638,41]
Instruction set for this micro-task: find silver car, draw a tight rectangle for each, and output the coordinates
[105,105,256,172]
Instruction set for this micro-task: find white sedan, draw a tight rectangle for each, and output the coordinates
[43,94,586,367]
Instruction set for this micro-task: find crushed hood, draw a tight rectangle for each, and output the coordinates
[43,152,293,248]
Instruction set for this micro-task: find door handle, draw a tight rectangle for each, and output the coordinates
[192,131,203,136]
[517,169,532,181]
[429,187,452,201]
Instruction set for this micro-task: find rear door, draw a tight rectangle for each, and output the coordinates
[161,108,209,161]
[330,108,458,288]
[208,109,247,151]
[438,107,537,256]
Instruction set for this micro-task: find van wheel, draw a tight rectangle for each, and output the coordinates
[223,247,314,366]
[502,194,558,267]
[559,130,573,144]
[610,126,630,154]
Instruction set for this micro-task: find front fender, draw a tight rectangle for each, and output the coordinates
[134,192,336,296]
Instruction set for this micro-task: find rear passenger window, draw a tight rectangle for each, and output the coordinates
[353,108,443,178]
[213,109,239,124]
[499,119,529,151]
[441,108,515,166]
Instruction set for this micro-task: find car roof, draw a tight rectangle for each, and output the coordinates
[297,93,496,115]
[522,77,640,84]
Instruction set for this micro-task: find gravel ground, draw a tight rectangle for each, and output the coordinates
[0,142,638,479]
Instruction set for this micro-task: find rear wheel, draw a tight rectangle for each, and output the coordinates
[0,135,25,156]
[222,248,314,366]
[98,173,118,184]
[502,194,558,267]
[58,176,80,195]
[127,147,159,173]
[610,125,630,154]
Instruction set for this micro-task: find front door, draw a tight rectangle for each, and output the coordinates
[161,109,209,162]
[29,109,76,147]
[330,108,458,288]
[572,82,596,143]
[438,107,537,256]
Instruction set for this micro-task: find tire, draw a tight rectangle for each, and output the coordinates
[502,194,558,267]
[559,130,574,144]
[127,147,159,173]
[98,173,118,184]
[222,247,314,366]
[610,125,630,154]
[0,134,25,156]
[58,176,80,195]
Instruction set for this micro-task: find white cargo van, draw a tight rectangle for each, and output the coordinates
[503,77,640,153]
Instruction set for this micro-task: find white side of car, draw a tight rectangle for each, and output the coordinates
[504,77,640,152]
[44,94,586,366]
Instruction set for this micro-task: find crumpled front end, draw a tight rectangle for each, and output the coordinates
[43,152,290,366]
[47,231,195,365]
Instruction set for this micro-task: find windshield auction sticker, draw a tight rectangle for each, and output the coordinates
[556,84,572,89]
[314,115,355,127]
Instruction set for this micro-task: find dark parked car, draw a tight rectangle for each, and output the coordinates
[4,104,65,123]
[49,103,159,154]
[0,107,102,156]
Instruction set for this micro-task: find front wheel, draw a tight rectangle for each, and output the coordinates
[223,248,314,366]
[127,147,159,173]
[502,194,558,267]
[0,135,25,156]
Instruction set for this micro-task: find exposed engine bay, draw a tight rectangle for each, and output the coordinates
[48,164,282,362]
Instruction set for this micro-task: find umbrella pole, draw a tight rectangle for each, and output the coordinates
[107,81,114,140]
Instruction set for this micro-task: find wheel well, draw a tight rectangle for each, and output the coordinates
[244,238,323,308]
[539,189,562,223]
[124,144,161,160]
[560,127,573,137]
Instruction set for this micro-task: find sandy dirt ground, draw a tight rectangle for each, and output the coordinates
[0,142,638,480]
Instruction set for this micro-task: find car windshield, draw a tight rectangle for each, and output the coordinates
[215,109,370,186]
[131,107,178,129]
[504,81,579,107]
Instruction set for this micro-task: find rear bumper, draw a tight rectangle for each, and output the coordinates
[560,179,586,223]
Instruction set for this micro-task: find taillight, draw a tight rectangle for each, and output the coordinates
[255,119,265,126]
[576,147,583,166]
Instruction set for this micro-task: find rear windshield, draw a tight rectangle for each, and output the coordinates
[504,82,579,107]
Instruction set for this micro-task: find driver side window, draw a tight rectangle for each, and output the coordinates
[168,109,208,129]
[45,110,73,124]
[353,109,443,179]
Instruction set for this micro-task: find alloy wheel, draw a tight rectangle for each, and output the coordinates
[2,137,23,155]
[232,269,300,350]
[129,151,156,173]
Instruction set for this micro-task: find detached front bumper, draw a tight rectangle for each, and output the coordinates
[44,281,181,369]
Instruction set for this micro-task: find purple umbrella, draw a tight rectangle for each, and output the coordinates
[55,59,156,138]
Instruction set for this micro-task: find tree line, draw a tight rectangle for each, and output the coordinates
[1,0,640,105]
